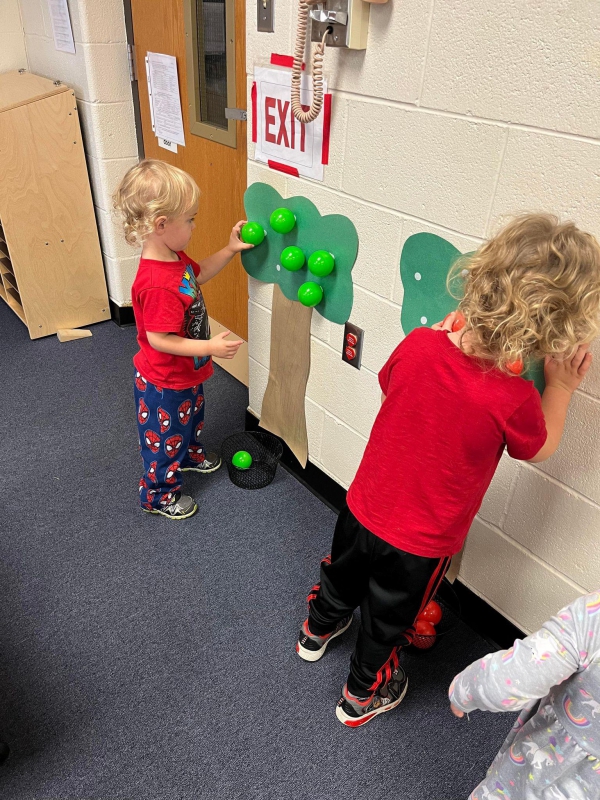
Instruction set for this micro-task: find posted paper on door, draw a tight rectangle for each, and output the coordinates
[146,52,186,147]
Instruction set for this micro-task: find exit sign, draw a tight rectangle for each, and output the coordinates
[252,66,331,182]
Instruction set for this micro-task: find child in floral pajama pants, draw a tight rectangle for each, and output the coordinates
[450,592,600,800]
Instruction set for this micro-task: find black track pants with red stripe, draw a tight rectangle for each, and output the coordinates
[308,505,451,698]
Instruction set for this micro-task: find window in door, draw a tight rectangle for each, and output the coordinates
[184,0,237,147]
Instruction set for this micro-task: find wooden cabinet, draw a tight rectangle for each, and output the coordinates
[0,71,109,339]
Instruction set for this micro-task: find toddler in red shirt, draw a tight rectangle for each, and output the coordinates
[296,214,600,727]
[113,159,252,519]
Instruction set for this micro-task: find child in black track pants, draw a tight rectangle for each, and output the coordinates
[304,506,450,719]
[295,214,600,727]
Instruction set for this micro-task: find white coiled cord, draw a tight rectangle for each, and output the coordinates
[291,1,330,124]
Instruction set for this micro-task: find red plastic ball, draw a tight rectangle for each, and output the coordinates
[507,359,524,375]
[418,600,442,625]
[451,311,466,332]
[413,619,437,650]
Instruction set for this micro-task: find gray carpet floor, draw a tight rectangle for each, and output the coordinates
[0,301,514,799]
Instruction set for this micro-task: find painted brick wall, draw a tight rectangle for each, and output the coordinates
[19,0,139,306]
[0,0,27,73]
[246,0,600,634]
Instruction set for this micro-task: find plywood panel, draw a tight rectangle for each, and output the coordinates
[0,71,67,114]
[0,90,110,338]
[130,0,248,340]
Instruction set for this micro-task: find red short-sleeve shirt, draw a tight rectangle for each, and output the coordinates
[346,327,547,558]
[132,251,214,390]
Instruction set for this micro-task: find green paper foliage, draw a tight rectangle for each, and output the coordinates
[242,183,358,324]
[400,232,545,394]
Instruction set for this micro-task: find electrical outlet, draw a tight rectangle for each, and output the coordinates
[342,322,364,369]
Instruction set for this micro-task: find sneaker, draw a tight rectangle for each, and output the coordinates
[180,452,222,474]
[335,666,408,728]
[295,616,352,662]
[142,492,198,520]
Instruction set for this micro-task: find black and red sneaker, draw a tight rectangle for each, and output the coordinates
[295,616,352,662]
[335,665,408,728]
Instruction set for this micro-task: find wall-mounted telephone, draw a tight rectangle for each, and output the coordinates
[291,0,370,124]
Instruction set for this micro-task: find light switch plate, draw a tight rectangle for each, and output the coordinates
[257,0,274,32]
[342,321,364,369]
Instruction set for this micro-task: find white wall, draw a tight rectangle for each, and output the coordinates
[19,0,139,306]
[0,0,27,72]
[246,0,600,634]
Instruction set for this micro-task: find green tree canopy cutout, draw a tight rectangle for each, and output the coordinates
[400,233,545,394]
[240,182,359,467]
[242,183,358,324]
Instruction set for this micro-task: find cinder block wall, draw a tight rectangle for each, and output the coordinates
[246,0,600,633]
[0,0,27,72]
[19,0,139,306]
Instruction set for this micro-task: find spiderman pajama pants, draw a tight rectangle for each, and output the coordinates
[134,370,207,510]
[308,505,451,697]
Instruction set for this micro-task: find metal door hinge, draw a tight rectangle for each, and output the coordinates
[225,108,247,121]
[127,43,138,82]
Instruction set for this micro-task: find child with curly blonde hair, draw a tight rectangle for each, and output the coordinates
[296,213,600,727]
[113,159,252,519]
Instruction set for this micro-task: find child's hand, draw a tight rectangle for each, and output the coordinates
[544,344,592,395]
[227,221,254,254]
[450,703,465,718]
[209,331,244,359]
[432,311,461,332]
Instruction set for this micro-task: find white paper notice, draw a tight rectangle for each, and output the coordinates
[47,0,76,54]
[146,52,185,147]
[158,138,178,153]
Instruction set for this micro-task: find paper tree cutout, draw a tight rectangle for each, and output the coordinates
[400,232,545,394]
[242,183,359,466]
[242,183,357,323]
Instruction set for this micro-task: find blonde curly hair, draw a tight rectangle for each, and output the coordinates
[113,159,200,247]
[448,214,600,374]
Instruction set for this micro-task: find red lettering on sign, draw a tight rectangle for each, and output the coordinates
[277,100,290,147]
[300,104,310,152]
[265,97,276,143]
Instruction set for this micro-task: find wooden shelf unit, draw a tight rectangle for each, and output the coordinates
[0,71,110,339]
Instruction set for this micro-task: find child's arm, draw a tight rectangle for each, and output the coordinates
[196,221,253,284]
[449,593,597,716]
[529,344,592,463]
[147,330,242,360]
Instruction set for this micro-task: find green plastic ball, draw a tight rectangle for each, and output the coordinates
[298,282,324,307]
[241,222,265,246]
[270,208,296,234]
[232,450,253,470]
[308,250,335,277]
[280,246,305,271]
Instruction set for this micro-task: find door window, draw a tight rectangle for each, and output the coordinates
[185,0,237,147]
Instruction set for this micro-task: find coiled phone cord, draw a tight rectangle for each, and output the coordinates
[291,1,330,124]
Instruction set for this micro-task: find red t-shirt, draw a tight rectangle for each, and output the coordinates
[131,251,214,390]
[346,327,547,558]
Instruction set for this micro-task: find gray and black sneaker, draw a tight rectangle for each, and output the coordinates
[336,665,408,728]
[296,616,352,662]
[180,452,222,474]
[142,492,198,520]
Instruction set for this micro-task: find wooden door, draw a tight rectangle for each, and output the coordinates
[130,0,248,342]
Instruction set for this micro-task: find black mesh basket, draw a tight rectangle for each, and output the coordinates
[221,431,283,490]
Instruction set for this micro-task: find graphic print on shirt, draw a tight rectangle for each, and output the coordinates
[179,268,211,371]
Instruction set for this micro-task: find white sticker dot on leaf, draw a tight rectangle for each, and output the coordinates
[421,316,427,324]
[276,264,281,271]
[462,269,469,276]
[414,272,422,281]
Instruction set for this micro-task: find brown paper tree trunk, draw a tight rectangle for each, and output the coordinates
[259,284,313,467]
